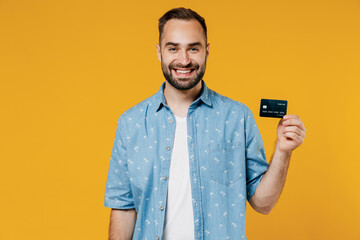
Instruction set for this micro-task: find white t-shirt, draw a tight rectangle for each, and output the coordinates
[162,115,195,240]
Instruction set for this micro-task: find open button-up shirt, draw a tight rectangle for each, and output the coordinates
[105,81,269,240]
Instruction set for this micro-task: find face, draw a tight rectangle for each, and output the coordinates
[156,19,209,90]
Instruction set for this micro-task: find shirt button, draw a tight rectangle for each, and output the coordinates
[169,119,174,124]
[163,176,167,181]
[160,206,164,211]
[156,236,159,240]
[166,146,171,151]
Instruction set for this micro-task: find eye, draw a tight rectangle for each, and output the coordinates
[190,48,199,52]
[168,47,177,52]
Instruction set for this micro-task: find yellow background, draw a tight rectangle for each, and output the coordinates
[1,0,359,239]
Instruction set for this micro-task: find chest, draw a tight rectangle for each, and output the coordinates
[124,107,247,190]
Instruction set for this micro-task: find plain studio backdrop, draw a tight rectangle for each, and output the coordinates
[0,0,359,239]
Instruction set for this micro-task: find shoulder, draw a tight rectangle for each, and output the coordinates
[117,92,158,127]
[209,89,252,115]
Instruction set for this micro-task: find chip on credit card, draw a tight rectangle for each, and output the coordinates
[260,99,287,118]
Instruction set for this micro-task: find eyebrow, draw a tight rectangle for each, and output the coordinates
[164,42,203,47]
[188,42,202,47]
[164,42,179,47]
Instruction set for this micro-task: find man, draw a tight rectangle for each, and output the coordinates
[105,7,306,240]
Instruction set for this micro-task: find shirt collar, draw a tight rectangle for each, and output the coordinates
[154,80,212,112]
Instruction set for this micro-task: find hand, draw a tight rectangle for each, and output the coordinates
[276,114,306,154]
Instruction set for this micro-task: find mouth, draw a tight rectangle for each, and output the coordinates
[171,68,196,77]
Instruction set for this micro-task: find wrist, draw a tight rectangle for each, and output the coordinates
[275,142,292,159]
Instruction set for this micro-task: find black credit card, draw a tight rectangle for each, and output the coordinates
[260,99,287,118]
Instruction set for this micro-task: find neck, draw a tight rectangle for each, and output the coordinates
[163,81,202,118]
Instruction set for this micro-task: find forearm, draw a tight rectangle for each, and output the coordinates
[109,208,137,240]
[249,144,291,214]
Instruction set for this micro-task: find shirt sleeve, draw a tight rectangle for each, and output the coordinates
[245,107,269,200]
[104,116,135,209]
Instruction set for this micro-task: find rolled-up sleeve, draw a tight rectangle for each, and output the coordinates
[104,116,135,209]
[245,108,269,200]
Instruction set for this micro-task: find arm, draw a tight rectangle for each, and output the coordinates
[105,116,136,239]
[109,208,137,240]
[249,114,306,214]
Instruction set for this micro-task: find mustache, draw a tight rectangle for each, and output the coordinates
[169,62,199,69]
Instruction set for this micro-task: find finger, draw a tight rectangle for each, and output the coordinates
[284,132,302,142]
[282,118,306,132]
[282,126,302,137]
[283,115,306,132]
[283,114,300,120]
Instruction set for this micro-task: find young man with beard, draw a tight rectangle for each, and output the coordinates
[105,7,306,240]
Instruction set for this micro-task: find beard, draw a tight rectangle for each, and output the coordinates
[161,59,206,90]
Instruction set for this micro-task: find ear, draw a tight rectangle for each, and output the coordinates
[205,43,210,61]
[156,44,162,62]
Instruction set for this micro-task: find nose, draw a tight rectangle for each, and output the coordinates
[178,50,191,66]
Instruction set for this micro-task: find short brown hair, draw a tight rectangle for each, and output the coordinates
[158,7,207,44]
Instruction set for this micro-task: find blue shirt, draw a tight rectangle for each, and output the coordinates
[104,81,269,240]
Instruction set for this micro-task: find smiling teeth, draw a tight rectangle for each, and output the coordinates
[176,70,191,73]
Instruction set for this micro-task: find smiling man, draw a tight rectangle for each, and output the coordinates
[105,7,306,240]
